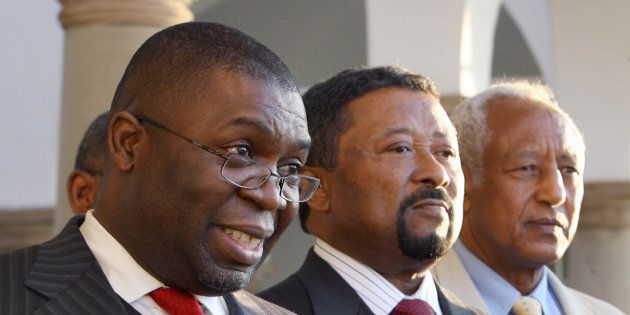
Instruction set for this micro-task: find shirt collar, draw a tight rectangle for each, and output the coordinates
[314,238,443,315]
[530,267,559,315]
[80,210,227,314]
[80,210,163,302]
[454,241,555,315]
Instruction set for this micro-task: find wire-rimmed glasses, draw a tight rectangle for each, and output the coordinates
[135,114,320,203]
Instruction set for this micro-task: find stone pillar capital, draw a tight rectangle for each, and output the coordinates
[58,0,195,29]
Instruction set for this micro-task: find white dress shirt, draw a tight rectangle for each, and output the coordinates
[79,210,228,315]
[314,238,443,315]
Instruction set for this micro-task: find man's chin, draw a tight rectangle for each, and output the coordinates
[197,266,253,295]
[399,232,452,261]
[520,244,567,268]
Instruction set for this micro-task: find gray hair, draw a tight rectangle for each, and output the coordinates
[450,80,584,184]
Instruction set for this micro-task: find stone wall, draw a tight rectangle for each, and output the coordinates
[0,208,53,253]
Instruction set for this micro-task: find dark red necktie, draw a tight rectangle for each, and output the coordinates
[149,287,204,315]
[389,299,436,315]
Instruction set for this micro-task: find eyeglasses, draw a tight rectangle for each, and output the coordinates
[135,114,320,203]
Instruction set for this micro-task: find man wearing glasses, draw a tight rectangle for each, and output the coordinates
[260,66,477,315]
[1,22,318,314]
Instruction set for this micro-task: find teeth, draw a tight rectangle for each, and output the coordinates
[223,228,262,249]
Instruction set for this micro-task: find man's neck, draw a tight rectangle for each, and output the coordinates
[316,237,434,295]
[382,268,428,296]
[460,236,542,295]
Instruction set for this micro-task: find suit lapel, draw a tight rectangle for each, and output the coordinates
[432,249,489,314]
[297,249,373,315]
[25,216,137,314]
[436,283,479,315]
[547,269,590,315]
[225,293,245,315]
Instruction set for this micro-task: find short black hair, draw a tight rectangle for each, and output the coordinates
[110,22,298,115]
[74,111,109,174]
[299,66,439,232]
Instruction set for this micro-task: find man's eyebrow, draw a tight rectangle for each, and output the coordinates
[382,127,450,139]
[383,127,412,137]
[559,152,579,163]
[432,131,448,139]
[508,150,539,160]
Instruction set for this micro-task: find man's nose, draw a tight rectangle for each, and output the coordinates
[536,168,567,208]
[412,153,450,188]
[238,176,287,211]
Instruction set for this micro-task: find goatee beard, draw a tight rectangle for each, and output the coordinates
[397,187,454,261]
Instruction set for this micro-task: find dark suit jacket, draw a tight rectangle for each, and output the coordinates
[259,248,482,315]
[0,215,293,315]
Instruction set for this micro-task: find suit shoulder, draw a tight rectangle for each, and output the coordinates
[0,245,47,313]
[258,274,313,315]
[258,273,304,299]
[568,287,625,315]
[0,245,39,279]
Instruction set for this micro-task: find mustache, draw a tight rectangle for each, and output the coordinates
[399,187,454,215]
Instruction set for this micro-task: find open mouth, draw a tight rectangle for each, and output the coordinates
[222,228,263,250]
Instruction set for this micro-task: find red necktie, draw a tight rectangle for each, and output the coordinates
[149,287,204,315]
[390,299,436,315]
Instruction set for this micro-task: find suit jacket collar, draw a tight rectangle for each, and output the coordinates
[25,216,280,315]
[433,246,609,315]
[432,248,490,313]
[25,215,138,314]
[435,281,481,315]
[225,293,246,315]
[299,248,476,315]
[547,269,591,315]
[297,249,373,314]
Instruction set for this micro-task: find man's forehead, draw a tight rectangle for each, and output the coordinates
[170,71,306,124]
[213,70,305,115]
[258,96,307,124]
[224,114,308,141]
[499,123,585,162]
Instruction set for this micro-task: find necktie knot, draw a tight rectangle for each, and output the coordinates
[389,299,436,315]
[511,296,542,315]
[149,287,204,315]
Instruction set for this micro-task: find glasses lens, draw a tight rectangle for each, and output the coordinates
[280,175,300,202]
[280,175,320,202]
[222,155,270,188]
[223,155,321,202]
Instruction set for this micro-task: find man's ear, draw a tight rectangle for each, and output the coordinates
[109,111,143,172]
[463,166,473,213]
[67,170,98,215]
[304,167,330,213]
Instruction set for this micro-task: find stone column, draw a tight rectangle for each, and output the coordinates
[54,0,195,232]
[563,183,630,312]
[364,0,500,110]
[544,2,630,312]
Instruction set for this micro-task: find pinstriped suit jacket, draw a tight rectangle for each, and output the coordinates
[0,216,294,315]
